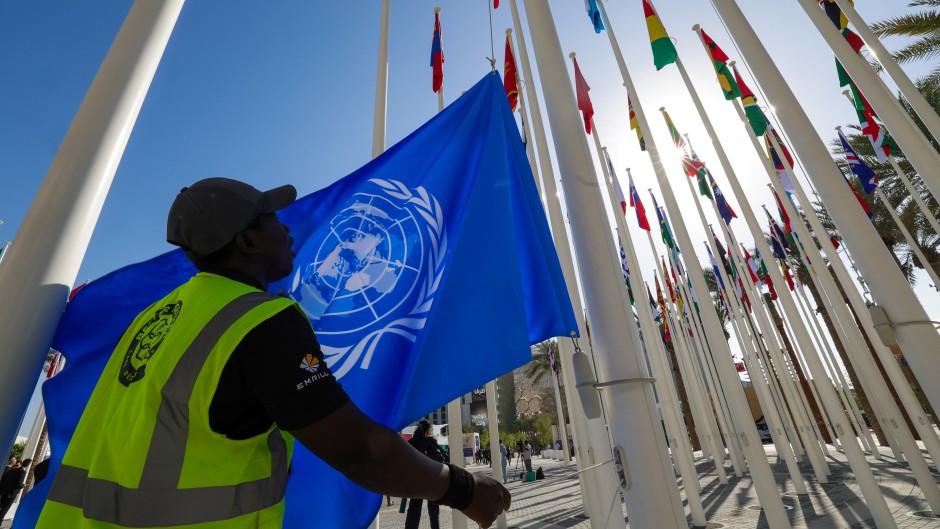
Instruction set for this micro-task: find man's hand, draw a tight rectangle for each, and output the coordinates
[460,474,511,528]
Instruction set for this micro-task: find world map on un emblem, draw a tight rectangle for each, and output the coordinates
[292,184,426,338]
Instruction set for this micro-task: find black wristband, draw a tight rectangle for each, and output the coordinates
[436,463,475,510]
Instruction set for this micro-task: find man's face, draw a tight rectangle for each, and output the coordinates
[249,213,296,282]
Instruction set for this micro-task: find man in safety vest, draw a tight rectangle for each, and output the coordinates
[37,178,510,528]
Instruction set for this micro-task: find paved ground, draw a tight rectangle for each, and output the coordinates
[4,440,939,528]
[375,441,940,529]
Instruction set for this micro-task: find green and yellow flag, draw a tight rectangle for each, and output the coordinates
[629,96,645,151]
[643,0,677,70]
[699,28,741,100]
[730,63,767,136]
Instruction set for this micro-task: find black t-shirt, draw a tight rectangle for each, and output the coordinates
[206,271,350,440]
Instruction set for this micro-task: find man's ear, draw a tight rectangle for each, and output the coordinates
[234,231,262,255]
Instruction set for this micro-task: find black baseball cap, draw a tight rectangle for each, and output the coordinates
[166,177,296,257]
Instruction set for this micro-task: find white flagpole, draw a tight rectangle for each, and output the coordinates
[694,210,810,487]
[0,242,11,268]
[766,125,940,465]
[507,29,541,196]
[717,223,818,484]
[510,2,625,524]
[831,0,940,146]
[484,380,509,529]
[785,269,865,454]
[874,188,940,290]
[724,43,940,469]
[546,346,571,464]
[0,0,184,462]
[717,0,940,419]
[593,139,705,526]
[371,0,390,159]
[764,128,940,514]
[795,0,940,194]
[647,230,731,483]
[679,23,840,475]
[724,75,886,458]
[522,1,690,524]
[659,225,747,478]
[838,90,940,236]
[594,2,792,523]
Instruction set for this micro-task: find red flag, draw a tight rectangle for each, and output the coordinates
[430,11,444,93]
[503,35,518,111]
[735,361,747,373]
[494,0,499,7]
[772,188,793,233]
[572,56,594,134]
[781,260,795,291]
[662,257,676,302]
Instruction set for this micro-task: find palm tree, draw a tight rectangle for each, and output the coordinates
[870,1,940,86]
[524,340,560,388]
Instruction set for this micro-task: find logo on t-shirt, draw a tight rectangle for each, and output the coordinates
[300,353,321,373]
[119,301,182,387]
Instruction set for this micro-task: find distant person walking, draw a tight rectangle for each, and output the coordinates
[499,440,508,483]
[406,420,447,529]
[523,440,533,473]
[0,458,31,520]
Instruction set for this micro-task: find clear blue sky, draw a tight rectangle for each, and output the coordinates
[2,1,937,434]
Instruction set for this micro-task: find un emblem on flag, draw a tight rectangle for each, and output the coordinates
[291,179,447,379]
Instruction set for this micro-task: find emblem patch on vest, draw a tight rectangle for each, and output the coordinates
[119,301,182,387]
[300,353,320,373]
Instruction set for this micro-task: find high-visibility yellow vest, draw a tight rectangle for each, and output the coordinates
[38,273,300,528]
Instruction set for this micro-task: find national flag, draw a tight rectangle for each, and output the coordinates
[586,0,605,33]
[606,150,628,214]
[765,127,798,194]
[495,0,500,8]
[756,249,777,300]
[819,0,852,30]
[684,274,700,314]
[643,0,678,70]
[767,213,792,254]
[688,145,713,199]
[772,188,793,233]
[662,110,697,177]
[655,275,669,315]
[843,73,897,163]
[629,97,646,151]
[628,173,652,231]
[651,194,676,252]
[838,130,877,194]
[662,256,676,302]
[647,282,662,323]
[620,241,635,305]
[572,56,594,134]
[731,63,768,136]
[15,75,577,529]
[741,245,762,287]
[840,166,873,218]
[735,361,747,373]
[830,234,841,249]
[699,29,742,100]
[706,244,726,292]
[780,258,795,291]
[503,35,519,112]
[769,227,787,260]
[431,11,444,93]
[661,208,682,261]
[710,172,737,224]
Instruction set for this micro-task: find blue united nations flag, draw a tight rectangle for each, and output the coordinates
[15,73,577,529]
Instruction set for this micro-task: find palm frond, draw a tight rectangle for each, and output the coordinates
[870,12,940,37]
[891,33,940,65]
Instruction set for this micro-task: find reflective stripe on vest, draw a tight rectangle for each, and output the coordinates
[47,292,289,527]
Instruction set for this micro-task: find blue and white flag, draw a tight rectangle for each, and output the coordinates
[16,73,577,529]
[838,129,878,194]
